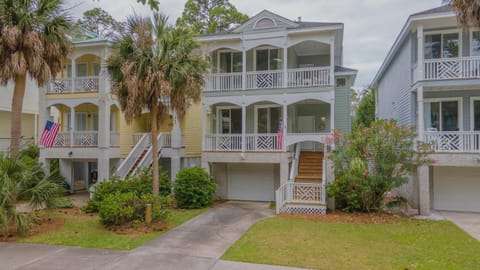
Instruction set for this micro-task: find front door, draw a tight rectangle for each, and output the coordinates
[298,116,315,150]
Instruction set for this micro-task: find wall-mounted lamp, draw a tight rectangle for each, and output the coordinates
[68,151,73,157]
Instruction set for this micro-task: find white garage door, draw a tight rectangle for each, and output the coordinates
[228,164,275,202]
[434,167,480,212]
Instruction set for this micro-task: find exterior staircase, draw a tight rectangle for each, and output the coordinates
[295,151,323,183]
[126,149,149,177]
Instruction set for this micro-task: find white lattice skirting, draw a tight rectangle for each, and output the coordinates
[279,204,327,215]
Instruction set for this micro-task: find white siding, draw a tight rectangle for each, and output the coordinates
[0,77,39,114]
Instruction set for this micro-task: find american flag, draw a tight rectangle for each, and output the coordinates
[40,120,60,147]
[277,119,283,149]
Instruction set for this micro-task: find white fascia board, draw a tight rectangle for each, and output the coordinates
[287,25,343,35]
[195,34,242,43]
[371,11,456,87]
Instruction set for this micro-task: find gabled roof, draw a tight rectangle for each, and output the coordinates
[371,5,456,86]
[232,9,299,33]
[69,27,108,45]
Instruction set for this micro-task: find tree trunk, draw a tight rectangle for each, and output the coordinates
[10,74,27,158]
[151,101,160,196]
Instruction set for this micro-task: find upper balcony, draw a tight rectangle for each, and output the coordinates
[47,54,103,95]
[204,41,335,93]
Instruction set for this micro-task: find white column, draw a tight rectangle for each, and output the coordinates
[283,47,288,88]
[71,58,76,92]
[330,40,335,86]
[60,159,73,193]
[417,26,424,81]
[280,158,289,185]
[201,106,207,151]
[330,99,335,132]
[97,156,110,183]
[282,104,287,151]
[171,156,181,180]
[242,49,247,90]
[70,106,75,146]
[171,110,182,148]
[242,105,246,152]
[417,86,424,141]
[418,165,430,216]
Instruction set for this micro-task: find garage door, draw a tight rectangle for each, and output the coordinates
[228,164,275,201]
[433,167,480,212]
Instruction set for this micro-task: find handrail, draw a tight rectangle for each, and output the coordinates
[289,143,301,181]
[114,133,150,178]
[132,133,169,175]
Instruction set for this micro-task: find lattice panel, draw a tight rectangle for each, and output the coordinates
[438,61,460,79]
[436,134,460,151]
[54,134,67,146]
[280,205,326,215]
[79,134,96,146]
[292,185,322,201]
[82,79,98,91]
[52,81,66,93]
[256,136,274,150]
[217,137,232,150]
[256,73,274,88]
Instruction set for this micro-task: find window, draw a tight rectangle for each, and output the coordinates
[472,31,480,56]
[424,32,459,59]
[256,106,281,133]
[93,63,101,76]
[424,99,461,131]
[255,18,275,29]
[218,108,242,134]
[256,48,280,71]
[66,63,88,77]
[67,112,88,131]
[473,99,480,131]
[91,113,99,131]
[219,51,242,73]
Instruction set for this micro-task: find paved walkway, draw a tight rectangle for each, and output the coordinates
[1,201,305,270]
[440,211,480,241]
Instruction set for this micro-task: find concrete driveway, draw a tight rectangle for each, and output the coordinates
[440,211,480,241]
[0,201,305,270]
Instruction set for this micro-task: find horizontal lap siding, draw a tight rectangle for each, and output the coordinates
[334,87,351,132]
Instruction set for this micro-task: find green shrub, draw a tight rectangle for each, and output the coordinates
[97,192,171,226]
[51,197,74,208]
[174,167,216,209]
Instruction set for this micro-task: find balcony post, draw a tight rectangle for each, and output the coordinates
[70,106,75,147]
[282,104,287,151]
[71,58,76,92]
[171,110,182,148]
[417,25,424,81]
[417,86,424,142]
[202,105,207,151]
[330,39,335,86]
[242,48,246,90]
[283,47,288,88]
[242,105,246,152]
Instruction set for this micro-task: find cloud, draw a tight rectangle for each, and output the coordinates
[65,0,443,87]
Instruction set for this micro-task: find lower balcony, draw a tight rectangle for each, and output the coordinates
[53,131,120,147]
[425,131,480,153]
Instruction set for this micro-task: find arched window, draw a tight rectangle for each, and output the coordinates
[255,18,275,29]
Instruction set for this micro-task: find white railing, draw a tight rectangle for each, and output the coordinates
[424,57,480,80]
[133,133,170,175]
[204,134,242,151]
[114,133,150,179]
[110,132,120,147]
[47,76,99,93]
[205,72,242,91]
[275,182,326,214]
[161,133,172,148]
[425,131,480,153]
[245,134,282,151]
[246,70,284,89]
[73,131,98,147]
[132,133,150,146]
[53,132,71,147]
[289,144,302,181]
[287,67,330,87]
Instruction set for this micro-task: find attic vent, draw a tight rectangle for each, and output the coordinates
[255,18,275,29]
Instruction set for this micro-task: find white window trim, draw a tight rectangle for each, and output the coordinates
[253,17,277,29]
[216,50,242,74]
[424,97,463,131]
[253,46,281,71]
[424,30,463,59]
[253,104,281,134]
[469,28,480,57]
[470,96,480,131]
[216,105,241,134]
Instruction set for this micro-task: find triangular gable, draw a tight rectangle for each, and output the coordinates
[232,10,299,33]
[69,27,106,43]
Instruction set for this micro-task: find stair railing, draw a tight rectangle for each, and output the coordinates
[114,133,150,178]
[289,143,301,181]
[132,133,168,175]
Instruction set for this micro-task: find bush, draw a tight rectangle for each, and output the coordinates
[51,197,74,208]
[174,167,216,209]
[328,120,432,212]
[98,192,171,226]
[85,168,171,213]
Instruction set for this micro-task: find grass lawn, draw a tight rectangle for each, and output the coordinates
[16,208,207,250]
[222,215,480,270]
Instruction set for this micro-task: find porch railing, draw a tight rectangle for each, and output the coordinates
[424,57,480,80]
[204,134,242,151]
[206,72,242,91]
[52,131,119,147]
[425,131,480,153]
[48,76,100,93]
[275,182,326,214]
[245,134,282,151]
[287,67,330,87]
[246,70,284,89]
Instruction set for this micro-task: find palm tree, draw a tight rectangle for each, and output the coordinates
[445,0,480,26]
[107,14,207,196]
[0,0,70,157]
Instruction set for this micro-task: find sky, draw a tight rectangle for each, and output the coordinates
[66,0,443,89]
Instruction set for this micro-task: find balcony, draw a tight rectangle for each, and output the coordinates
[425,131,480,153]
[205,67,331,92]
[48,76,100,94]
[423,57,480,81]
[53,131,119,147]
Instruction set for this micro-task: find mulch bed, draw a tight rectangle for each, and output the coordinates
[280,211,404,224]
